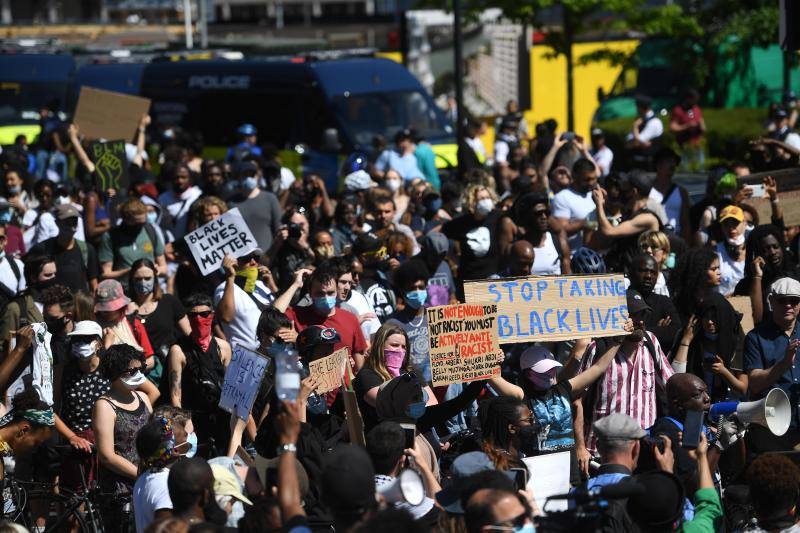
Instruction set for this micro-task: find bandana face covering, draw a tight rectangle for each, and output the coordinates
[189,314,214,352]
[235,266,259,293]
[384,348,406,377]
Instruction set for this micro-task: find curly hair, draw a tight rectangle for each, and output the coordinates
[40,284,74,312]
[8,388,51,427]
[746,453,800,521]
[118,197,147,218]
[192,196,228,222]
[101,344,146,381]
[462,183,498,215]
[669,246,718,317]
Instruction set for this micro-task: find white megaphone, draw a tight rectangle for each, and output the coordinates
[709,388,792,436]
[377,468,425,506]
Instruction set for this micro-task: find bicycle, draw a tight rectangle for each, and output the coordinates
[1,445,105,532]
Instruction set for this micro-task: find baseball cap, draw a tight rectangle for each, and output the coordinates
[67,321,103,338]
[593,413,646,441]
[94,280,130,313]
[296,326,341,357]
[591,127,604,137]
[321,445,377,517]
[435,452,513,514]
[770,277,800,297]
[626,289,652,315]
[54,204,80,220]
[519,346,562,374]
[352,232,385,255]
[422,232,449,255]
[344,170,378,192]
[626,471,685,528]
[718,205,744,223]
[210,464,253,506]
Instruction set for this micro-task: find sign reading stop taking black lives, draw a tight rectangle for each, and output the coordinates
[463,274,629,344]
[90,140,129,192]
[184,208,258,276]
[427,303,502,387]
[219,344,269,421]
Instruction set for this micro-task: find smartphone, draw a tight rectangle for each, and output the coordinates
[682,409,705,449]
[510,467,528,491]
[402,425,416,450]
[748,184,767,198]
[642,436,665,454]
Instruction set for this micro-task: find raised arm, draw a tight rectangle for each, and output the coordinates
[167,344,185,407]
[68,124,95,173]
[216,255,238,324]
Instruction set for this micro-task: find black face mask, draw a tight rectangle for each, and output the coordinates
[36,278,57,292]
[517,425,539,456]
[45,316,67,336]
[124,222,144,235]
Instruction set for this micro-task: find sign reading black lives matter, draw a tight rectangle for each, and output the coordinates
[184,208,258,276]
[90,140,129,192]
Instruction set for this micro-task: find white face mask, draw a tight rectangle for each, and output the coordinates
[71,341,97,360]
[476,198,494,215]
[386,179,402,193]
[120,370,146,389]
[726,233,745,247]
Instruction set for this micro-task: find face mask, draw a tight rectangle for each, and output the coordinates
[384,348,406,377]
[527,370,556,390]
[45,316,66,335]
[404,289,428,310]
[235,266,259,293]
[120,370,146,389]
[514,523,536,533]
[426,198,443,214]
[386,179,402,193]
[406,401,426,420]
[7,185,20,195]
[241,176,259,192]
[517,425,539,456]
[56,195,71,206]
[726,234,745,247]
[313,295,337,315]
[72,341,96,360]
[134,278,155,295]
[185,431,198,458]
[476,198,494,216]
[146,211,158,225]
[0,211,11,224]
[705,331,718,341]
[314,245,334,259]
[36,278,56,292]
[665,253,676,269]
[189,314,215,352]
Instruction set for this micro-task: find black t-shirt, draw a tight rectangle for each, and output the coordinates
[137,293,187,359]
[442,210,502,282]
[359,268,396,322]
[353,367,384,433]
[29,237,99,294]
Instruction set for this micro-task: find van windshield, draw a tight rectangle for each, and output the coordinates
[331,90,452,147]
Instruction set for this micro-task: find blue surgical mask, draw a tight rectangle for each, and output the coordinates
[406,401,426,419]
[426,198,443,214]
[241,176,259,191]
[313,295,337,314]
[404,289,428,309]
[705,331,718,341]
[514,524,536,533]
[665,253,676,270]
[134,278,155,295]
[147,211,158,225]
[0,211,11,224]
[185,431,198,458]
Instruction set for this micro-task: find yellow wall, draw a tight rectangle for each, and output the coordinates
[527,39,639,140]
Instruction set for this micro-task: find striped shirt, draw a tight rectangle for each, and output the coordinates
[579,332,674,455]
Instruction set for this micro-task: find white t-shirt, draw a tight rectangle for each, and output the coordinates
[716,242,744,297]
[494,140,510,163]
[591,146,614,177]
[214,280,275,351]
[637,112,664,143]
[23,209,85,250]
[551,188,597,251]
[0,256,25,296]
[133,469,172,533]
[344,289,381,340]
[785,132,800,151]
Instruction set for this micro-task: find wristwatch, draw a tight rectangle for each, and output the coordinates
[278,443,297,455]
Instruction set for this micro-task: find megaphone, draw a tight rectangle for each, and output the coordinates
[709,388,791,436]
[377,468,425,506]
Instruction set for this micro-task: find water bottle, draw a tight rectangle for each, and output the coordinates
[274,343,301,400]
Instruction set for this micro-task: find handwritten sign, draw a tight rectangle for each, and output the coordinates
[90,140,129,191]
[308,347,348,394]
[219,344,270,421]
[73,86,151,142]
[464,274,628,344]
[184,208,258,276]
[427,304,502,387]
[523,452,571,513]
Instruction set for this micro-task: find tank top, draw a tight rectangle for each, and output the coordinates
[180,336,225,413]
[98,392,149,494]
[532,232,562,275]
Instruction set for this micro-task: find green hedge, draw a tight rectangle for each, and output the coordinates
[596,107,768,169]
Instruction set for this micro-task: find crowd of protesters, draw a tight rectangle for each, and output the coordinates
[0,88,796,533]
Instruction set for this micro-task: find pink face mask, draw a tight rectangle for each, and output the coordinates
[526,368,557,390]
[384,348,406,377]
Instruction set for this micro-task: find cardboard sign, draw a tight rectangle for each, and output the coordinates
[523,452,571,514]
[73,86,151,142]
[464,274,628,344]
[184,208,258,276]
[427,303,502,387]
[90,140,129,192]
[728,296,754,334]
[219,344,270,421]
[308,347,348,394]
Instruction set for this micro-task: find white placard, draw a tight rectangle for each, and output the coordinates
[5,322,54,406]
[522,451,571,513]
[219,344,270,421]
[184,208,258,276]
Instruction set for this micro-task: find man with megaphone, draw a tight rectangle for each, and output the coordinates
[742,277,800,453]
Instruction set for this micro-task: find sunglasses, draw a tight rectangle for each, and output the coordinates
[188,310,213,318]
[120,366,144,378]
[776,296,800,306]
[534,209,550,217]
[239,254,260,263]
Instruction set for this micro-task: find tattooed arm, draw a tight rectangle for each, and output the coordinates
[167,344,186,408]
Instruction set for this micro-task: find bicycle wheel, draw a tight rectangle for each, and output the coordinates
[20,488,93,533]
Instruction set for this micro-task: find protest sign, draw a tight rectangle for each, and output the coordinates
[184,208,258,276]
[219,344,270,421]
[464,274,628,344]
[728,296,754,334]
[427,303,502,387]
[308,347,349,394]
[523,451,571,513]
[90,140,129,192]
[73,86,151,142]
